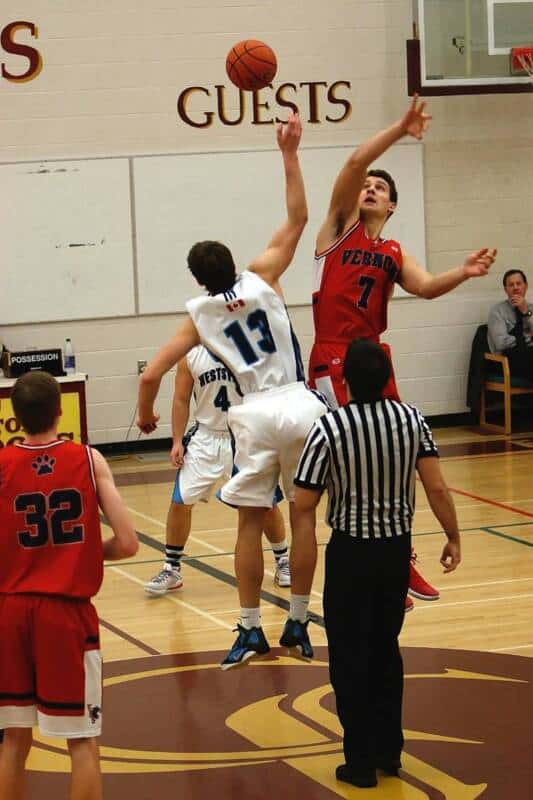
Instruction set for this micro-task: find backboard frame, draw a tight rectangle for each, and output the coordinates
[408,0,533,95]
[487,0,533,55]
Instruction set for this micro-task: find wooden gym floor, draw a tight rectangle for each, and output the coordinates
[25,424,533,798]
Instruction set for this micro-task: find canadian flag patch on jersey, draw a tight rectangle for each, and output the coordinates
[226,299,245,312]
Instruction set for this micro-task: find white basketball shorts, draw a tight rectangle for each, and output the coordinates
[172,424,233,506]
[220,382,328,508]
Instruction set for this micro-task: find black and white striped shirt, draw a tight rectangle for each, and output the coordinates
[294,399,438,539]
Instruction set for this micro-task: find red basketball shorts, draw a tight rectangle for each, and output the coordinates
[0,594,102,738]
[308,340,400,408]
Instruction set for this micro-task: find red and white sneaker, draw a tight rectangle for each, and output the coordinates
[405,595,414,613]
[408,552,439,601]
[144,565,183,596]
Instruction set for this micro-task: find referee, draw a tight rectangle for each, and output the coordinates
[293,339,461,789]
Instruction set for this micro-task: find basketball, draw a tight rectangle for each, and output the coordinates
[226,40,277,91]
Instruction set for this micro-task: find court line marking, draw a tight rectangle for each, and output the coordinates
[205,598,323,616]
[126,517,533,604]
[113,505,532,628]
[107,517,327,627]
[109,565,234,630]
[412,592,533,610]
[134,503,528,535]
[441,576,533,591]
[121,573,533,606]
[481,526,533,548]
[126,507,229,554]
[489,643,533,652]
[126,504,324,600]
[126,548,533,594]
[126,507,317,541]
[435,501,532,512]
[414,519,533,538]
[118,509,533,607]
[104,557,164,568]
[99,616,160,656]
[440,449,533,462]
[449,486,533,519]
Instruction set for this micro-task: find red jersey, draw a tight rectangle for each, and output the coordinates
[312,220,403,343]
[0,439,103,598]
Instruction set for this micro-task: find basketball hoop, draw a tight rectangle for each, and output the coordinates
[510,46,533,83]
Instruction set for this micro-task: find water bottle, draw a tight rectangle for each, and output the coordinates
[64,338,76,375]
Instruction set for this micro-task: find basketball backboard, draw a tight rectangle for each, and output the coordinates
[407,0,533,94]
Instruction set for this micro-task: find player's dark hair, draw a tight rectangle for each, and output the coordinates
[11,371,61,435]
[503,269,527,287]
[187,241,237,295]
[367,169,398,205]
[343,338,391,403]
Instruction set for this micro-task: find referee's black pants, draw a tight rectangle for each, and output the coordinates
[323,530,411,772]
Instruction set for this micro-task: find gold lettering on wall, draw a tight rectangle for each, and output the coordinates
[177,81,352,127]
[177,87,214,128]
[1,21,43,83]
[326,81,352,123]
[215,85,246,126]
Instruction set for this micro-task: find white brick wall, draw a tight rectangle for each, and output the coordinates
[1,1,532,443]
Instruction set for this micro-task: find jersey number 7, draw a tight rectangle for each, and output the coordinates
[356,275,376,309]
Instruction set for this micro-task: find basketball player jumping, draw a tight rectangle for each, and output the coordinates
[144,345,291,596]
[308,95,497,606]
[137,112,328,668]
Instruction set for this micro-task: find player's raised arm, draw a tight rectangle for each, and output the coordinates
[249,111,307,289]
[400,248,498,299]
[316,96,432,253]
[137,316,200,434]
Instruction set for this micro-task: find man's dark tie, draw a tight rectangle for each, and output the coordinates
[513,307,527,351]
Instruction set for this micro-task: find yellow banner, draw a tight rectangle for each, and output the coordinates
[0,391,82,446]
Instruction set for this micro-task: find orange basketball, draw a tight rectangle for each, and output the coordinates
[226,39,277,91]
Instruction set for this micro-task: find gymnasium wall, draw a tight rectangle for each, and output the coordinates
[1,0,532,443]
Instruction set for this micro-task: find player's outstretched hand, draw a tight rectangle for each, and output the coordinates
[400,94,432,141]
[137,411,160,434]
[276,111,302,154]
[440,540,461,573]
[463,248,497,278]
[170,441,185,468]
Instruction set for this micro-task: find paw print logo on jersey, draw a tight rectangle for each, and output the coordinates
[32,454,56,476]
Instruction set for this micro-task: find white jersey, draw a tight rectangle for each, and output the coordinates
[186,346,241,431]
[186,270,305,396]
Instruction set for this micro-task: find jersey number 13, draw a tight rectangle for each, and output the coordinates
[224,309,277,365]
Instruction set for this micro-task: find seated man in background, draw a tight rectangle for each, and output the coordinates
[488,269,533,380]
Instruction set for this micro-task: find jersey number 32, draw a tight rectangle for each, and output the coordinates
[15,489,84,548]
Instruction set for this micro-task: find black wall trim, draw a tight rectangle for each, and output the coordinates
[97,413,482,456]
